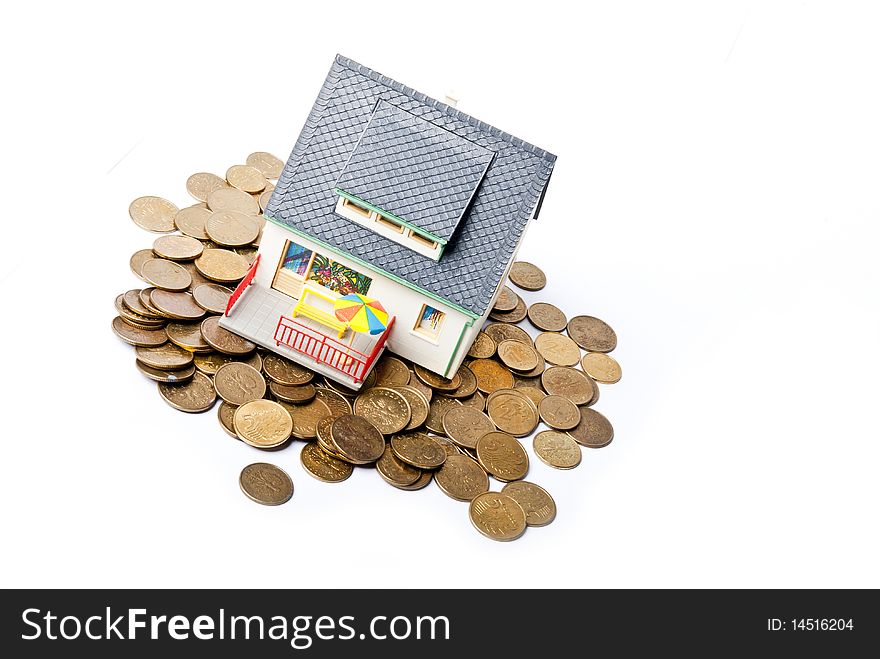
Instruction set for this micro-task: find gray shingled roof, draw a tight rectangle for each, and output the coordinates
[267,55,556,317]
[334,100,495,243]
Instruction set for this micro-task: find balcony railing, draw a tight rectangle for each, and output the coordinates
[225,254,261,316]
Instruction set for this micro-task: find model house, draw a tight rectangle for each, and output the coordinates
[221,55,556,389]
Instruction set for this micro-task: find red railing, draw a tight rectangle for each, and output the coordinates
[274,315,395,383]
[225,254,261,316]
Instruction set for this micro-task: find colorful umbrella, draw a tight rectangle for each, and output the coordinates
[333,293,389,335]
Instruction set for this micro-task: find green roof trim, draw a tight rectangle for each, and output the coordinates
[334,188,448,246]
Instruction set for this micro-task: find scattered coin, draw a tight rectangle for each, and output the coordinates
[413,364,460,392]
[135,360,195,384]
[330,414,385,464]
[115,294,164,327]
[215,362,266,405]
[129,249,155,280]
[287,397,332,439]
[534,332,581,367]
[538,395,581,431]
[501,481,556,527]
[376,444,421,486]
[268,381,316,404]
[112,316,167,347]
[158,371,216,413]
[541,366,597,406]
[467,331,497,359]
[533,430,582,469]
[493,286,520,312]
[497,339,540,372]
[135,343,194,370]
[568,407,613,448]
[486,389,539,437]
[149,289,206,321]
[390,432,446,469]
[353,387,411,434]
[186,172,228,202]
[469,359,515,394]
[313,387,352,418]
[206,186,260,215]
[388,385,429,430]
[431,435,463,458]
[489,295,527,323]
[567,315,618,353]
[262,353,314,386]
[475,431,529,482]
[226,164,268,193]
[441,405,496,449]
[259,189,273,212]
[434,454,489,501]
[301,442,354,483]
[200,316,256,355]
[174,204,212,240]
[192,283,233,314]
[206,210,261,247]
[581,352,622,384]
[393,469,433,491]
[122,289,161,319]
[129,196,178,233]
[469,492,527,541]
[194,248,250,283]
[461,390,487,411]
[239,463,293,505]
[508,261,546,291]
[193,351,260,376]
[233,400,292,448]
[483,322,532,346]
[141,258,192,292]
[373,355,411,386]
[444,364,478,399]
[152,234,204,261]
[527,302,567,332]
[515,386,546,407]
[246,151,285,179]
[217,402,238,438]
[424,396,462,435]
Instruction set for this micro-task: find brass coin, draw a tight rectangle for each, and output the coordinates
[217,402,238,438]
[581,352,622,384]
[493,285,519,312]
[135,342,194,370]
[516,359,546,379]
[353,387,411,435]
[405,374,433,404]
[246,151,284,179]
[214,362,266,405]
[226,164,267,193]
[115,294,164,327]
[287,397,332,439]
[301,442,353,483]
[390,432,446,469]
[141,258,192,292]
[516,386,546,407]
[527,302,567,332]
[269,381,316,404]
[489,295,527,323]
[236,245,260,264]
[194,248,250,283]
[483,322,532,346]
[568,407,613,448]
[174,204,212,240]
[497,339,539,372]
[233,400,292,448]
[393,470,433,491]
[538,395,581,431]
[158,371,216,413]
[434,454,489,502]
[541,366,597,406]
[460,390,487,411]
[387,385,429,430]
[509,261,546,291]
[431,435,463,458]
[180,260,214,290]
[444,364,478,399]
[205,210,261,247]
[475,431,529,482]
[139,288,165,316]
[376,444,421,486]
[467,331,496,359]
[259,189,273,212]
[413,364,460,392]
[239,463,293,505]
[533,430,582,469]
[567,315,618,353]
[468,359,515,394]
[122,289,162,320]
[486,388,539,437]
[186,172,228,202]
[149,289,206,321]
[152,234,204,261]
[424,396,462,435]
[314,387,352,418]
[135,360,195,384]
[501,481,556,527]
[330,414,385,464]
[373,355,411,386]
[441,405,496,450]
[200,316,256,355]
[469,492,527,541]
[129,196,178,233]
[192,283,233,314]
[112,316,167,347]
[129,249,155,280]
[534,332,581,367]
[193,351,260,375]
[206,186,260,215]
[263,353,314,386]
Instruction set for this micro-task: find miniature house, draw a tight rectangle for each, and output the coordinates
[221,55,555,389]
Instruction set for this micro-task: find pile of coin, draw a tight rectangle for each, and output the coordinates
[113,152,622,542]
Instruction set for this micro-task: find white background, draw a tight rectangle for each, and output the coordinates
[1,0,878,588]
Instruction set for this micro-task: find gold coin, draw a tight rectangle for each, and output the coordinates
[129,196,178,233]
[581,352,622,384]
[475,431,529,482]
[112,316,167,347]
[434,454,489,502]
[262,353,314,386]
[392,469,433,491]
[193,351,260,375]
[130,249,155,280]
[405,374,433,404]
[194,248,250,283]
[217,402,238,438]
[205,210,261,247]
[135,342,194,370]
[497,339,539,372]
[568,407,613,448]
[235,245,260,264]
[353,387,411,435]
[430,434,463,458]
[390,432,446,469]
[413,363,460,392]
[567,315,617,353]
[313,387,352,418]
[489,295,527,323]
[376,444,421,486]
[467,331,496,359]
[259,189,273,211]
[158,371,216,413]
[233,400,292,448]
[246,151,285,179]
[538,395,581,431]
[139,288,165,316]
[534,332,581,367]
[508,261,546,291]
[486,389,539,437]
[180,260,214,290]
[186,172,228,202]
[444,365,478,399]
[287,397,332,439]
[115,294,164,327]
[460,390,486,411]
[541,366,596,406]
[226,164,268,193]
[206,186,260,215]
[373,355,411,386]
[469,492,527,541]
[527,302,567,332]
[493,286,519,312]
[199,316,256,355]
[441,405,496,449]
[483,322,532,346]
[192,283,233,314]
[149,289,206,321]
[424,396,462,435]
[122,289,162,320]
[515,386,546,407]
[239,462,293,505]
[501,481,556,527]
[533,430,582,469]
[516,359,546,379]
[214,362,266,405]
[135,360,195,384]
[387,385,429,430]
[152,234,204,261]
[141,258,192,292]
[468,359,515,394]
[330,413,385,464]
[301,442,353,483]
[268,381,316,404]
[174,204,212,240]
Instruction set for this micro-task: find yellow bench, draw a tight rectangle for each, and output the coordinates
[292,287,347,339]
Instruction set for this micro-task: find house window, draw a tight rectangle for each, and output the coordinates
[280,241,314,276]
[307,254,372,296]
[413,304,445,340]
[408,229,438,250]
[342,197,371,218]
[376,213,405,233]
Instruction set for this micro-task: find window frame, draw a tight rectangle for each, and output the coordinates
[412,303,446,343]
